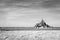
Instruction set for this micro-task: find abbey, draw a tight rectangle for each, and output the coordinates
[34,19,51,28]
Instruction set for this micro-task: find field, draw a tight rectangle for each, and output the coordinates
[0,27,60,31]
[0,30,60,40]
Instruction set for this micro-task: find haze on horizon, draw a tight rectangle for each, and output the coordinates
[0,0,60,27]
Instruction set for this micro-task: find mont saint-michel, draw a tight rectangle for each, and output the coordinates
[0,19,60,31]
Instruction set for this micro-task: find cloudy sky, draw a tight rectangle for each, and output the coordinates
[0,0,60,27]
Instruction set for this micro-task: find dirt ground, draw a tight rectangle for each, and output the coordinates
[0,30,60,40]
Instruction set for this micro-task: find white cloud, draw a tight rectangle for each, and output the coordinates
[0,7,60,27]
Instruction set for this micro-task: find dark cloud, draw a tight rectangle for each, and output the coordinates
[0,0,60,9]
[42,0,60,8]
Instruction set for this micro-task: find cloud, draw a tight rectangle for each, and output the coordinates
[0,0,60,8]
[0,0,60,27]
[0,7,60,27]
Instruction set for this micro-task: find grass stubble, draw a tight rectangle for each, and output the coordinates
[0,30,60,40]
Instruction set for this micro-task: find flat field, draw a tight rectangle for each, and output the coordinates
[0,30,60,40]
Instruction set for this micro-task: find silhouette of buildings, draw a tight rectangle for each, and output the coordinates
[34,19,51,28]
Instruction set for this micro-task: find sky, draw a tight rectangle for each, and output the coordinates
[0,0,60,27]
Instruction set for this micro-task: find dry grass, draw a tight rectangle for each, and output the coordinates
[0,30,60,40]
